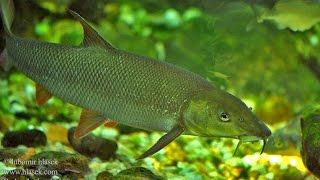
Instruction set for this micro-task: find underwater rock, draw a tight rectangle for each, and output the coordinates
[0,147,36,163]
[114,167,163,180]
[25,151,90,178]
[0,147,28,161]
[300,109,320,178]
[60,173,81,180]
[1,129,47,148]
[68,127,118,161]
[96,171,113,180]
[0,171,30,180]
[44,123,69,144]
[0,112,12,132]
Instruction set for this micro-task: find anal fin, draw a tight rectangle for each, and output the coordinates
[36,84,53,106]
[74,109,108,139]
[137,124,184,160]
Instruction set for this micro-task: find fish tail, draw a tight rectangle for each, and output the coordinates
[0,0,14,35]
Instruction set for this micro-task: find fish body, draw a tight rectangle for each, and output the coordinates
[1,0,271,158]
[6,35,211,133]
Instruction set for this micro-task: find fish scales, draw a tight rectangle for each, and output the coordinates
[6,35,213,132]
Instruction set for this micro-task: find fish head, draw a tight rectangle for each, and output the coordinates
[184,89,271,142]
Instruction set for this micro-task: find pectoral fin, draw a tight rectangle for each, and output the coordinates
[35,84,53,106]
[137,125,184,160]
[74,109,106,139]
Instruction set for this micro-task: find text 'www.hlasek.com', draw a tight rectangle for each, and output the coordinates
[1,158,59,177]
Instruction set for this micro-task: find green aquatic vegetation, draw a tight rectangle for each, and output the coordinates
[264,118,301,156]
[0,0,320,179]
[255,0,320,31]
[35,0,74,14]
[35,19,83,45]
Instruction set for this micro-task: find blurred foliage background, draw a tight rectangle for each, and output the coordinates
[0,0,320,179]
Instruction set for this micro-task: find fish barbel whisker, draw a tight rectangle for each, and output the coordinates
[260,138,267,155]
[234,136,268,156]
[233,140,242,157]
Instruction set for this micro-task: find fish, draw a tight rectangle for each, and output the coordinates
[300,106,320,178]
[264,118,301,156]
[0,0,271,159]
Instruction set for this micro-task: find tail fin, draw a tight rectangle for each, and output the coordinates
[0,0,14,35]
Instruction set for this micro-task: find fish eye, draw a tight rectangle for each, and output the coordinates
[219,112,230,122]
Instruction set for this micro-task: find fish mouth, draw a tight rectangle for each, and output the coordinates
[233,134,268,156]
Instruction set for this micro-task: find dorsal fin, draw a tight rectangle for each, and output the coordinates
[68,10,115,50]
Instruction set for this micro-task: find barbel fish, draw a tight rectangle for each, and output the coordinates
[0,0,271,159]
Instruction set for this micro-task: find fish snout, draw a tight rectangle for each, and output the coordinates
[262,125,272,138]
[251,123,271,140]
[239,118,271,140]
[234,118,271,155]
[255,120,271,139]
